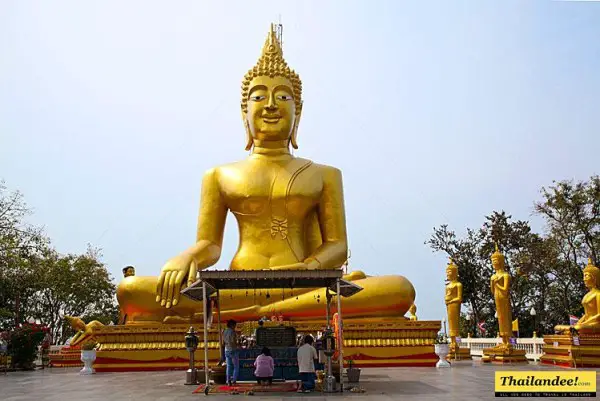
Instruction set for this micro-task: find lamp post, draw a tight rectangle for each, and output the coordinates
[465,313,471,337]
[442,318,447,335]
[494,312,499,338]
[530,307,537,338]
[185,326,199,385]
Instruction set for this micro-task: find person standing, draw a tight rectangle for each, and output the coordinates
[296,334,318,393]
[223,319,239,386]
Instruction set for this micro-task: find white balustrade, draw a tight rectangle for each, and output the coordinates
[459,337,545,361]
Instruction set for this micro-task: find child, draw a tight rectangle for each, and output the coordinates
[254,347,274,385]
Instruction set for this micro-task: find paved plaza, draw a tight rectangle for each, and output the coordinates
[1,361,598,401]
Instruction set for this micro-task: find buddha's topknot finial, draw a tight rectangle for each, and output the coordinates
[491,242,505,265]
[241,24,302,115]
[583,257,600,287]
[447,257,458,274]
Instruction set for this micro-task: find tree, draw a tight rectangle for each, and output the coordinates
[427,174,600,338]
[535,176,600,264]
[0,181,48,330]
[0,181,118,343]
[533,176,600,326]
[427,211,551,336]
[27,246,118,344]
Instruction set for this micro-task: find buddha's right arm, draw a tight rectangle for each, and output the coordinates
[157,168,227,308]
[304,167,348,269]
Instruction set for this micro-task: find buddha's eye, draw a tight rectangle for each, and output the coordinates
[251,95,266,101]
[277,94,292,101]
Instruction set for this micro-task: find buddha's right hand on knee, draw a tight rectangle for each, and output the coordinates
[156,254,196,308]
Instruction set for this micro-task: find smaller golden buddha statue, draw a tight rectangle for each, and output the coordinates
[408,304,418,321]
[444,258,463,352]
[65,316,104,346]
[555,258,600,334]
[122,265,135,278]
[490,244,512,351]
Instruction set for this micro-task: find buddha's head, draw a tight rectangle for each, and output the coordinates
[65,315,85,331]
[122,265,135,278]
[446,258,458,281]
[409,303,417,314]
[583,258,600,290]
[241,24,303,150]
[491,243,505,271]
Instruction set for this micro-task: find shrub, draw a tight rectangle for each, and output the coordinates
[6,323,49,370]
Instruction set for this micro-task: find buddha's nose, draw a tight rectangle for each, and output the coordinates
[266,95,277,110]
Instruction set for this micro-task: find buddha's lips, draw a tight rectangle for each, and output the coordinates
[262,116,281,123]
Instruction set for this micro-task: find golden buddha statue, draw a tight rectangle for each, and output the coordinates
[490,244,512,351]
[65,316,104,346]
[122,265,135,278]
[117,25,415,324]
[408,304,418,321]
[444,258,462,351]
[555,258,600,334]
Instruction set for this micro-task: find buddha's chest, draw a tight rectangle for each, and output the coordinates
[492,274,508,292]
[445,285,457,296]
[583,291,598,309]
[220,162,323,217]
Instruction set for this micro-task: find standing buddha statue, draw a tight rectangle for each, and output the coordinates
[490,244,512,351]
[116,24,416,324]
[444,258,462,352]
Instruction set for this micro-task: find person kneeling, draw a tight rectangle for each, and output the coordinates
[297,335,318,393]
[254,347,274,386]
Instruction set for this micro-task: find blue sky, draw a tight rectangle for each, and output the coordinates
[1,1,599,321]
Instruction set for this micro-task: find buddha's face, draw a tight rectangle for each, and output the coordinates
[584,271,597,289]
[123,267,135,277]
[492,256,504,271]
[446,268,457,281]
[245,76,298,143]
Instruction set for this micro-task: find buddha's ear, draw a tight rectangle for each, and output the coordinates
[290,101,303,150]
[241,108,253,151]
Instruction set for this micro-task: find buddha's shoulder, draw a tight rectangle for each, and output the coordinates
[202,161,248,178]
[203,159,343,180]
[305,160,343,178]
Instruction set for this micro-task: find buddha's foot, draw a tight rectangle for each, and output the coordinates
[554,325,573,335]
[489,343,511,354]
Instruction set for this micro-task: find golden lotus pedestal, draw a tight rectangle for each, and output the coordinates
[540,333,600,368]
[481,346,527,364]
[49,319,441,371]
[447,345,472,361]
